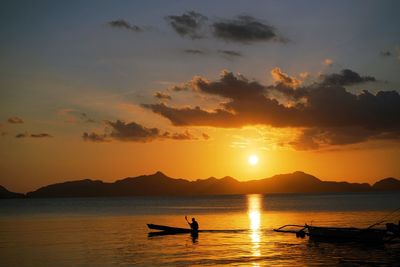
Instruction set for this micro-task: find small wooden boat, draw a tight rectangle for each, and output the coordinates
[147,224,200,238]
[147,224,196,233]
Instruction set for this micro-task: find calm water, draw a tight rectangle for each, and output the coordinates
[1,192,400,266]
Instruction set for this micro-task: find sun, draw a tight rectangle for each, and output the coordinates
[248,155,259,166]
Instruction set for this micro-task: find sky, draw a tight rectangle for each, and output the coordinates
[1,0,400,193]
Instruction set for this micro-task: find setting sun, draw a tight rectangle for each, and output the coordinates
[248,155,259,166]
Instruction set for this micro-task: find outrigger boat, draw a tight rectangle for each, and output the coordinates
[274,223,400,243]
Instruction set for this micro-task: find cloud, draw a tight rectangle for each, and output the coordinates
[192,70,265,99]
[166,13,285,45]
[271,67,301,89]
[8,117,24,124]
[323,58,333,66]
[184,49,205,55]
[218,50,242,57]
[162,130,197,140]
[58,109,96,123]
[299,72,310,80]
[166,11,208,39]
[320,69,376,86]
[380,51,392,57]
[82,132,110,142]
[268,68,306,100]
[212,16,280,43]
[154,91,172,100]
[143,69,400,149]
[290,126,400,150]
[170,83,192,92]
[15,133,27,138]
[142,103,238,127]
[16,132,52,138]
[108,19,142,32]
[31,133,52,138]
[83,120,201,143]
[107,120,160,142]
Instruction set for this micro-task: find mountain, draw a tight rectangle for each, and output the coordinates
[240,171,371,194]
[0,185,25,199]
[24,171,400,198]
[372,177,400,191]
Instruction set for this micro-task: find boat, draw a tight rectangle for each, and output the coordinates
[147,224,200,238]
[147,224,247,237]
[306,225,386,242]
[147,224,198,234]
[274,224,398,243]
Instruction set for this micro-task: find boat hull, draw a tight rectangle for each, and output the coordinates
[307,226,386,242]
[147,224,194,233]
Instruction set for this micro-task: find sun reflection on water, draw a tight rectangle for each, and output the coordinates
[247,194,263,259]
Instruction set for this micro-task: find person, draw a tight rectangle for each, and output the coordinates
[185,216,199,232]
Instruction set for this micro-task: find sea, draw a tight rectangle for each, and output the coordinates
[1,192,400,266]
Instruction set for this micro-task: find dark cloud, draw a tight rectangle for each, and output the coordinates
[320,69,376,86]
[15,133,27,138]
[143,69,400,149]
[16,133,52,138]
[8,117,24,124]
[380,51,392,57]
[108,120,160,142]
[218,50,242,57]
[142,103,239,127]
[166,11,208,39]
[82,132,110,142]
[190,70,265,100]
[58,109,96,123]
[108,19,142,32]
[31,133,52,138]
[162,130,196,140]
[184,49,205,55]
[272,68,377,101]
[83,120,200,143]
[154,91,172,100]
[212,16,280,43]
[79,113,96,123]
[290,126,400,150]
[170,82,194,92]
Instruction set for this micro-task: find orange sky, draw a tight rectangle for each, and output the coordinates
[1,126,399,193]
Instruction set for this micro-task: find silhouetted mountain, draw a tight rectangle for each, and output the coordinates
[0,185,25,199]
[240,171,371,194]
[373,177,400,191]
[24,171,400,198]
[25,179,108,198]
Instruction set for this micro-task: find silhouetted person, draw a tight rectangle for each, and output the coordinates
[185,216,199,232]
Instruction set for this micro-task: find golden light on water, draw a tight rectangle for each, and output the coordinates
[247,194,262,258]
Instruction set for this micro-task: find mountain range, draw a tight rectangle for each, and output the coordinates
[0,185,25,199]
[1,171,399,198]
